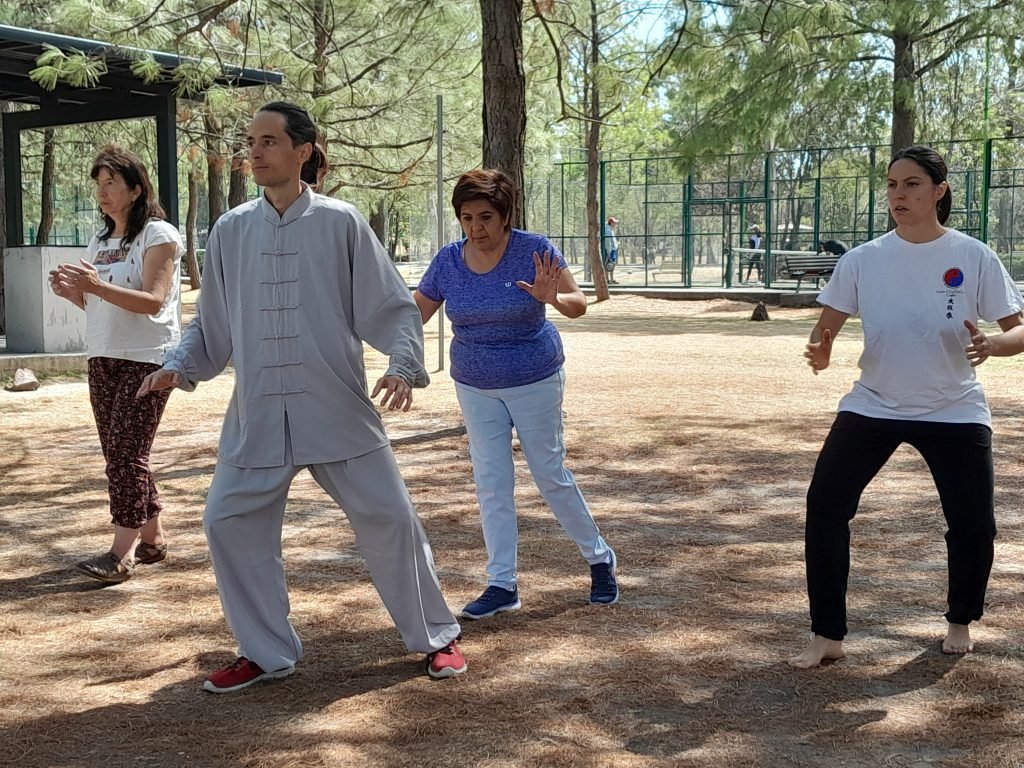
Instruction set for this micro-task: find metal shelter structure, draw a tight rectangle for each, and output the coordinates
[0,24,282,247]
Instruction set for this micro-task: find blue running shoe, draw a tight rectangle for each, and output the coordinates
[590,551,619,605]
[459,585,521,620]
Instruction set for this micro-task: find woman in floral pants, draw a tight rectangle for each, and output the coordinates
[50,145,184,583]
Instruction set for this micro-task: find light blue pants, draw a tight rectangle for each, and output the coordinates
[455,368,612,591]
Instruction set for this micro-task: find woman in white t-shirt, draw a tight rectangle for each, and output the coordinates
[789,145,1024,668]
[49,145,184,584]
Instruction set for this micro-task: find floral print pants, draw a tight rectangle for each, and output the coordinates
[88,357,171,529]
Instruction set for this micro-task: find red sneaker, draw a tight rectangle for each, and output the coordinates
[426,639,467,679]
[202,657,295,694]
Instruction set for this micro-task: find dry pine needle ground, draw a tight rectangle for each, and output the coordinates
[1,294,1022,768]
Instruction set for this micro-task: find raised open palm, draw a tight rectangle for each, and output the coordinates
[516,250,562,304]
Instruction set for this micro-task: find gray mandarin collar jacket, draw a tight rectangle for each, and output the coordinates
[164,187,429,468]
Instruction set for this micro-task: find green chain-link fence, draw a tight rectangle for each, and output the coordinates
[534,137,1024,288]
[16,134,1024,293]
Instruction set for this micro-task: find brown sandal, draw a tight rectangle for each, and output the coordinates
[76,551,134,584]
[135,542,168,565]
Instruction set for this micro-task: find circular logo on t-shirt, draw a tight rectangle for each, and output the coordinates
[943,268,964,288]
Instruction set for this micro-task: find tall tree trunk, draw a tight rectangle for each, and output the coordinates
[480,0,526,229]
[204,114,227,227]
[1006,37,1020,135]
[891,31,916,153]
[227,140,247,209]
[368,197,388,251]
[996,185,1011,254]
[587,1,609,301]
[185,167,202,290]
[313,0,330,96]
[387,205,401,260]
[792,200,806,249]
[36,128,56,245]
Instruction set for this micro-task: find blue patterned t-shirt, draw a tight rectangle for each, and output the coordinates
[418,229,567,389]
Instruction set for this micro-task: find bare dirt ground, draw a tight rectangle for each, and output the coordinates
[1,294,1023,768]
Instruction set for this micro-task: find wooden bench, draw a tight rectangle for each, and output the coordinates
[778,252,841,292]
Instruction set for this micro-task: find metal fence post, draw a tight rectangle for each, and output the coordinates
[599,157,607,272]
[764,152,773,288]
[813,147,822,245]
[546,177,551,237]
[684,173,694,287]
[435,94,445,371]
[981,138,992,243]
[644,158,651,283]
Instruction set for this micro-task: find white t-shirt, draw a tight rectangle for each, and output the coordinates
[818,229,1023,426]
[84,219,184,364]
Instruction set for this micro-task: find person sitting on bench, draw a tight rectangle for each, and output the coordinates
[818,239,849,257]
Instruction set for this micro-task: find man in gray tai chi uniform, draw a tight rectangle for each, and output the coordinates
[138,101,466,693]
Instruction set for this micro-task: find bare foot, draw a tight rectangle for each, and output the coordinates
[787,635,846,668]
[942,623,974,655]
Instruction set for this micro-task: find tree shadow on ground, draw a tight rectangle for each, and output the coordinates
[3,367,1023,767]
[0,567,115,598]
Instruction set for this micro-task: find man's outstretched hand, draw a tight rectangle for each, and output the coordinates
[372,375,413,412]
[136,369,181,398]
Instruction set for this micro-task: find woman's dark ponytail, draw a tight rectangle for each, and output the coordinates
[936,185,952,225]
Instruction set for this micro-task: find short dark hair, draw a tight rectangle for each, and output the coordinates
[258,101,317,148]
[90,144,166,253]
[451,169,516,230]
[889,145,952,225]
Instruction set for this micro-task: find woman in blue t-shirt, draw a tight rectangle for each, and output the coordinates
[415,168,618,620]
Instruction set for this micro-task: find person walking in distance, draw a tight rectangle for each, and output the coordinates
[603,217,620,284]
[744,225,764,283]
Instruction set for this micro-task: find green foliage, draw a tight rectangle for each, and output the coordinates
[658,0,1024,160]
[29,44,107,89]
[53,2,97,36]
[524,1,674,161]
[171,60,221,98]
[9,0,1024,257]
[128,54,163,85]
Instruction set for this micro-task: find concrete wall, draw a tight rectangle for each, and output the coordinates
[4,246,87,353]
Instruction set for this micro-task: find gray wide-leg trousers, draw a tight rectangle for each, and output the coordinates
[203,444,461,673]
